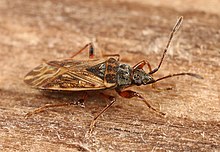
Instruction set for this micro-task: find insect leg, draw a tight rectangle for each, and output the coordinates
[133,60,152,73]
[25,103,75,119]
[77,92,88,108]
[116,90,165,116]
[70,43,94,59]
[89,94,116,133]
[151,84,173,92]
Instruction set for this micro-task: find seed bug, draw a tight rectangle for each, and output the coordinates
[24,16,203,133]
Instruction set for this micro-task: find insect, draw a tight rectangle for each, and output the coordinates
[24,16,203,133]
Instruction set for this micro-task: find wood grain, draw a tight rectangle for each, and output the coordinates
[0,0,219,151]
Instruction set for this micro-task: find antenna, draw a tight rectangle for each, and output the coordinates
[149,16,183,75]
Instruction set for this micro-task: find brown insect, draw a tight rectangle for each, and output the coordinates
[24,16,203,133]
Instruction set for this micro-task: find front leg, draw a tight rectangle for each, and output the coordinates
[116,90,165,116]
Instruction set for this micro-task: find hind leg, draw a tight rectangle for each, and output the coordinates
[25,92,88,118]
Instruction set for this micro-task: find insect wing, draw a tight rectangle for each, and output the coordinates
[24,59,113,91]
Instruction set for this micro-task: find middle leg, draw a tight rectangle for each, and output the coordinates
[89,93,116,133]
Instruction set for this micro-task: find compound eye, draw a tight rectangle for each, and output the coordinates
[133,73,142,85]
[133,73,139,79]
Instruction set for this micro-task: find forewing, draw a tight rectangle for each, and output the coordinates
[24,59,112,91]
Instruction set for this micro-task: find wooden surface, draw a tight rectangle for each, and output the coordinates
[0,0,220,151]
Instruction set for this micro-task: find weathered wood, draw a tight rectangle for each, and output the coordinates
[0,0,219,151]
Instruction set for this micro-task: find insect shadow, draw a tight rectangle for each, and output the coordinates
[24,16,203,133]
